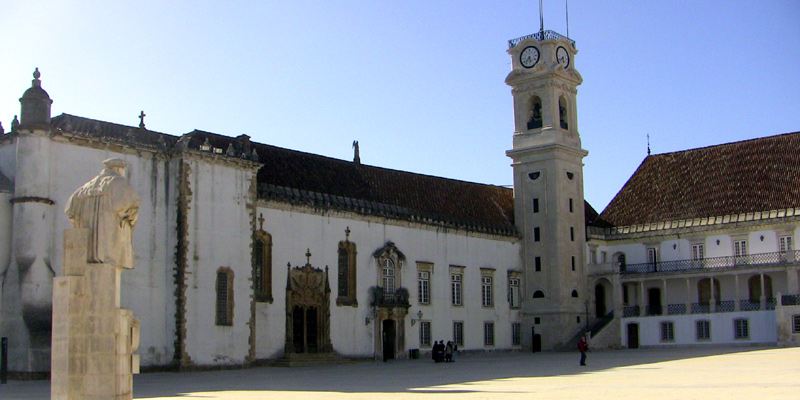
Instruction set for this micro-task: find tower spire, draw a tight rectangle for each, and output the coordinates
[647,133,651,156]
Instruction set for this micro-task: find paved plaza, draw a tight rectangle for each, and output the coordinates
[2,346,798,399]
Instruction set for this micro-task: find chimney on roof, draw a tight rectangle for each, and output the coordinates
[352,140,361,164]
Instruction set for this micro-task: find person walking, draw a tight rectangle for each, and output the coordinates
[578,335,588,366]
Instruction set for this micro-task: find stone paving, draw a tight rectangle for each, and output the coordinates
[2,346,798,399]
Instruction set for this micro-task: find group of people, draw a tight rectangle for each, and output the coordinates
[431,340,456,363]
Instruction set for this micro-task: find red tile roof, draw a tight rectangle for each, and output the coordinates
[600,132,800,227]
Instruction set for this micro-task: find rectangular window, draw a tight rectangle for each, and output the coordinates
[534,227,541,242]
[453,321,464,346]
[418,271,430,305]
[535,256,541,271]
[696,320,711,341]
[647,247,658,266]
[512,322,521,346]
[691,243,704,261]
[570,226,575,241]
[484,322,495,346]
[734,319,749,339]
[569,198,573,213]
[215,269,233,326]
[600,251,607,263]
[660,321,674,342]
[419,321,431,347]
[533,198,539,213]
[451,273,463,306]
[481,276,494,307]
[508,276,521,308]
[793,315,800,334]
[734,239,748,257]
[779,236,793,253]
[589,248,597,265]
[571,256,575,271]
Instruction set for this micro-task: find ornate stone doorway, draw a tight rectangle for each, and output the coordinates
[285,250,332,355]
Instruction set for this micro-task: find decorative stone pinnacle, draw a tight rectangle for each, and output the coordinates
[345,226,351,240]
[33,67,41,80]
[305,248,312,265]
[258,213,265,231]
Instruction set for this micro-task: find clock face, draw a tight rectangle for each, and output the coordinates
[520,46,540,68]
[556,46,570,69]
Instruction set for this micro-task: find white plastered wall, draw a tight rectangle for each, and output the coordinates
[254,206,522,359]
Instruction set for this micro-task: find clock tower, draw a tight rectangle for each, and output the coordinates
[505,30,588,350]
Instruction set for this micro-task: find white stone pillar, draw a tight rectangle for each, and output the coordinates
[734,274,741,311]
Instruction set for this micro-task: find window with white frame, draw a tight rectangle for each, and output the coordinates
[484,322,495,346]
[508,275,521,308]
[419,321,431,347]
[647,247,658,267]
[692,243,705,260]
[793,315,800,334]
[734,318,749,339]
[450,268,463,306]
[660,321,674,342]
[481,270,494,307]
[414,262,431,306]
[512,322,521,346]
[453,321,464,346]
[734,239,748,262]
[696,320,710,341]
[382,258,396,295]
[779,236,793,253]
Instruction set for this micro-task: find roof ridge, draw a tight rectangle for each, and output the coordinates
[186,128,513,191]
[54,113,177,139]
[651,130,800,157]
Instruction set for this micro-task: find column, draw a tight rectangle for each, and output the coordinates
[787,268,799,295]
[734,274,740,311]
[759,272,766,308]
[709,276,716,313]
[661,279,668,315]
[639,281,646,316]
[685,278,692,313]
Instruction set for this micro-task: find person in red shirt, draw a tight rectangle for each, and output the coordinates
[578,335,588,366]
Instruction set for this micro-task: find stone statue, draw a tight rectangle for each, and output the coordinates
[65,158,140,268]
[10,115,19,132]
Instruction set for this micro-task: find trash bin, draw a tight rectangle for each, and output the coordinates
[409,348,419,359]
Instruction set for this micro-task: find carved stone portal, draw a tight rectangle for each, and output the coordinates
[284,252,332,355]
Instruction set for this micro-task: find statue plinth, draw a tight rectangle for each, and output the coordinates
[52,228,139,400]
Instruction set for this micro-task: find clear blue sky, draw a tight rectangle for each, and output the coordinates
[2,1,798,211]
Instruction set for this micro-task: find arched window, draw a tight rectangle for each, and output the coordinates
[697,278,721,305]
[337,238,358,306]
[558,96,569,130]
[748,275,773,302]
[527,96,543,130]
[216,267,234,326]
[533,290,545,298]
[253,230,272,303]
[571,289,579,298]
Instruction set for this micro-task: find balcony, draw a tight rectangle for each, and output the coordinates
[621,250,799,275]
[369,287,410,309]
[508,30,575,49]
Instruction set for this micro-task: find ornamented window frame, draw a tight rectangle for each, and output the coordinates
[253,228,273,303]
[336,234,358,307]
[480,268,495,308]
[417,262,433,305]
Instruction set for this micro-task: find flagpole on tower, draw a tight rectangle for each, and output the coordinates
[566,0,570,37]
[539,0,544,33]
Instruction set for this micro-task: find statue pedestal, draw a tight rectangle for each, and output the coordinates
[51,228,139,400]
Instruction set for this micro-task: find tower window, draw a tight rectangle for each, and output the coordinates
[558,96,569,130]
[528,171,541,180]
[534,227,541,242]
[569,198,573,212]
[535,256,541,271]
[533,290,545,298]
[533,198,539,213]
[570,227,574,241]
[216,267,234,326]
[571,289,579,298]
[527,96,543,130]
[571,256,575,271]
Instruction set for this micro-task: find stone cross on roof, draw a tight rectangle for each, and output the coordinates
[138,111,146,129]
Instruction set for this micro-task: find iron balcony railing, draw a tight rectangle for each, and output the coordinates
[621,250,800,275]
[508,30,575,49]
[624,298,784,317]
